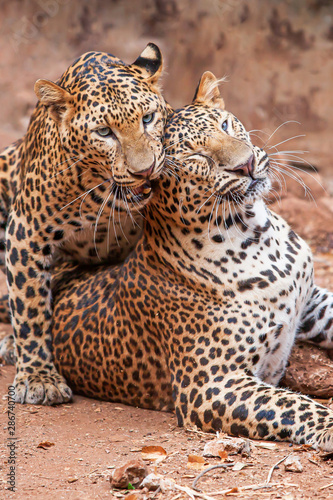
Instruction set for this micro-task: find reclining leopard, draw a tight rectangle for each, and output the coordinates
[48,71,333,450]
[0,43,169,405]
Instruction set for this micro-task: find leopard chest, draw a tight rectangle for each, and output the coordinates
[178,208,314,385]
[234,225,312,384]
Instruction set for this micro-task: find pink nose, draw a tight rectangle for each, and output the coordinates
[232,154,254,178]
[131,161,155,178]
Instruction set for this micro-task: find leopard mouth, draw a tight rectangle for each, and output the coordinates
[118,159,163,203]
[124,179,158,203]
[130,182,152,197]
[217,177,268,202]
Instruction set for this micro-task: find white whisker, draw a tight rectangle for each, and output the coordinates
[164,138,185,151]
[207,196,218,242]
[44,157,82,184]
[123,188,139,229]
[94,189,114,260]
[268,135,306,150]
[116,188,130,244]
[269,150,308,155]
[263,120,301,148]
[270,163,316,203]
[60,179,111,211]
[196,191,216,214]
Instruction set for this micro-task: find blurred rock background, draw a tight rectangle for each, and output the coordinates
[0,0,332,248]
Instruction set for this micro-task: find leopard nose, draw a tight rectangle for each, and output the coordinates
[233,154,254,178]
[130,160,155,178]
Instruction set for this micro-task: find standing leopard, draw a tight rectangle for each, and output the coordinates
[45,71,333,450]
[0,43,169,405]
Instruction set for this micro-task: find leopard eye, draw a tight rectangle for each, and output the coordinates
[221,120,228,132]
[143,113,155,124]
[97,127,113,137]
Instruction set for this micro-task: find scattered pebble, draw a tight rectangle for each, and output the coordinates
[110,458,148,488]
[203,437,252,457]
[140,473,175,492]
[284,454,303,473]
[140,472,161,491]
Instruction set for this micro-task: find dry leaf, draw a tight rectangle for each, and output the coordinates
[219,450,228,460]
[126,495,139,500]
[227,487,239,494]
[37,441,55,450]
[296,444,314,452]
[187,454,207,471]
[141,446,167,461]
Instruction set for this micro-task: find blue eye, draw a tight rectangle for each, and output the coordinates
[143,113,155,124]
[97,127,113,137]
[222,120,228,132]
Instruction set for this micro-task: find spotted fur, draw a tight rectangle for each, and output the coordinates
[3,72,333,451]
[0,43,169,404]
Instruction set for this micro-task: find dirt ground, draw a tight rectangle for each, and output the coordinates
[1,362,333,500]
[0,173,333,499]
[2,349,333,500]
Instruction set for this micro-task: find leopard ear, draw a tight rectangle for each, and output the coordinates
[131,43,163,85]
[34,79,72,122]
[193,71,225,110]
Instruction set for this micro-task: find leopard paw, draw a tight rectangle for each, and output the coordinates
[309,429,333,452]
[14,369,73,405]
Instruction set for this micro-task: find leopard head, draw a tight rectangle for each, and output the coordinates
[157,71,271,222]
[34,43,168,207]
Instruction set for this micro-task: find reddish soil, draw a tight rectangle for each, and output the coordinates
[2,363,333,500]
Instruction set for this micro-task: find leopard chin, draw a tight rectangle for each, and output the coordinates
[243,176,271,202]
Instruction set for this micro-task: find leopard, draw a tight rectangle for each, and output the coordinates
[0,43,170,405]
[4,71,333,450]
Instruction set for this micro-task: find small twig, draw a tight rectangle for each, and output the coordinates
[165,451,180,461]
[192,463,235,491]
[68,468,98,484]
[308,458,321,467]
[208,481,298,496]
[319,481,333,491]
[253,441,277,450]
[266,454,291,484]
[174,483,217,500]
